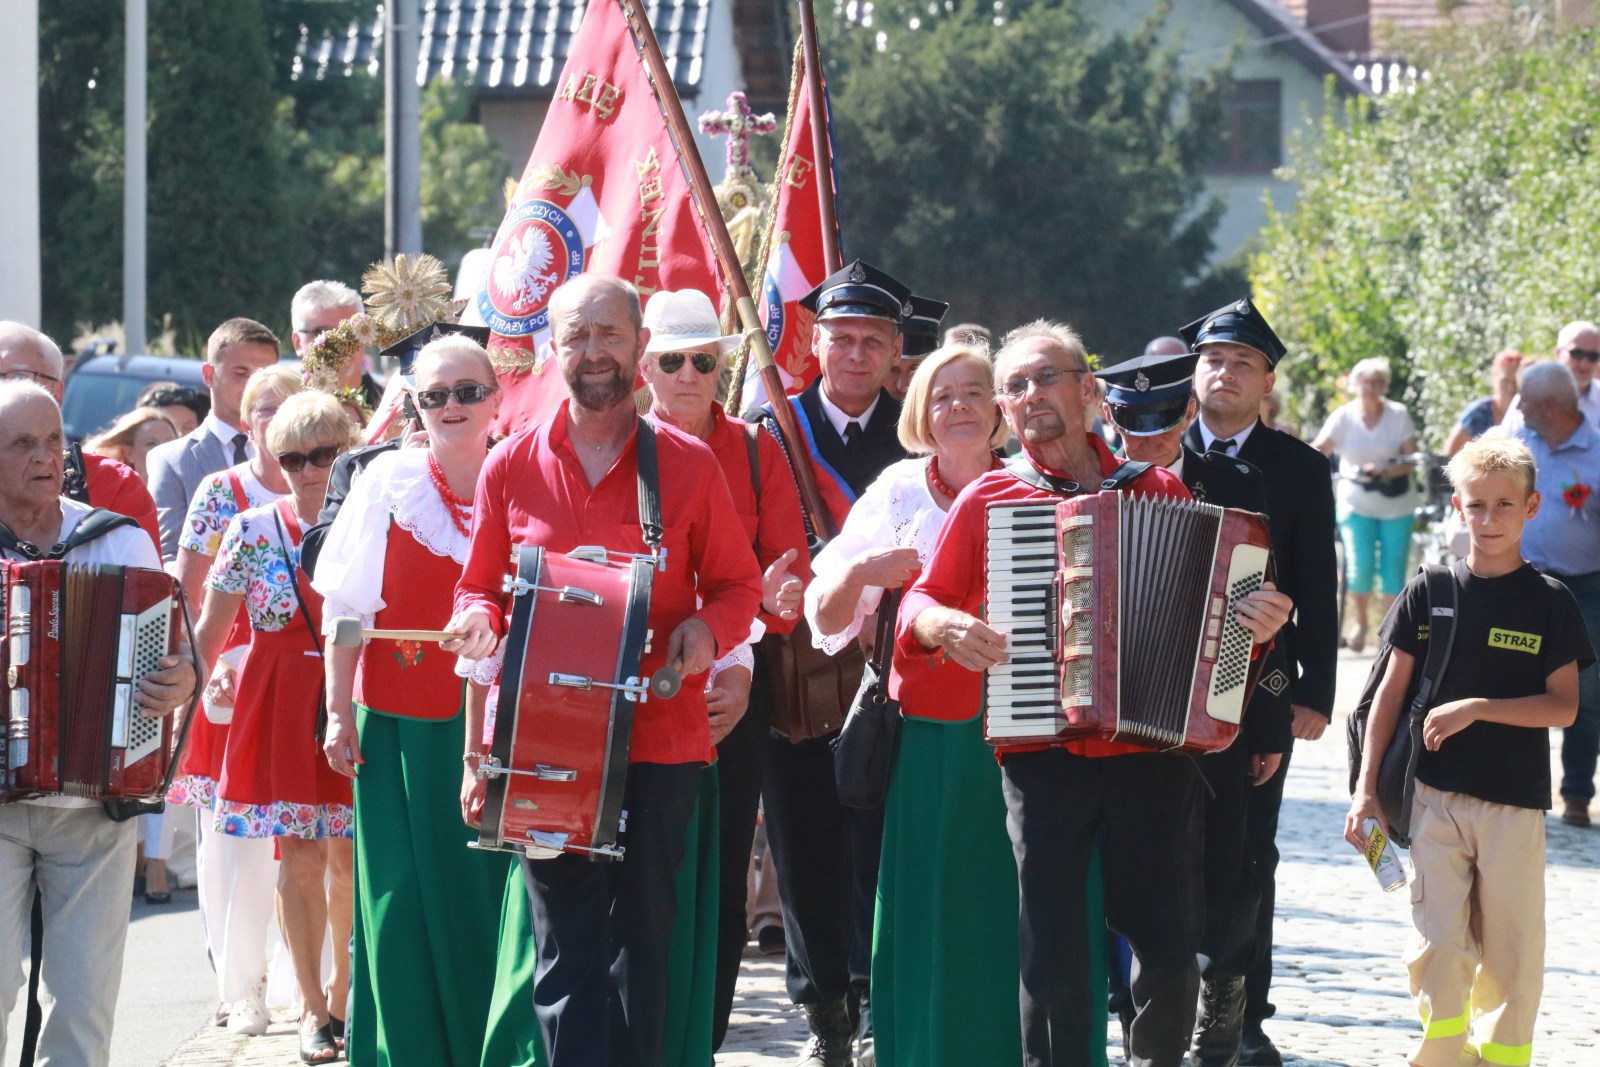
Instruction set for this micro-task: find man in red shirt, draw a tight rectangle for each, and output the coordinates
[446,274,763,1067]
[0,323,160,550]
[897,321,1290,1067]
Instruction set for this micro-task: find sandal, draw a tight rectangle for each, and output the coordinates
[299,1018,338,1064]
[329,1013,346,1049]
[143,890,173,905]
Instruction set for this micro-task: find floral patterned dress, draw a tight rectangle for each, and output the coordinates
[167,464,279,810]
[209,498,352,839]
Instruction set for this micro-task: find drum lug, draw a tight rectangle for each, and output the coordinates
[477,756,579,783]
[548,673,651,702]
[526,829,626,861]
[569,546,609,564]
[503,577,604,606]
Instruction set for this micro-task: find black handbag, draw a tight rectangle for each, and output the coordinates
[832,590,902,810]
[1355,471,1411,498]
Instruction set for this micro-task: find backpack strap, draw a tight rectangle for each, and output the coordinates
[0,507,138,561]
[63,442,91,504]
[1409,563,1460,715]
[743,421,762,502]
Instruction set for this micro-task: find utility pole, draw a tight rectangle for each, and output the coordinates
[124,0,148,353]
[385,0,422,256]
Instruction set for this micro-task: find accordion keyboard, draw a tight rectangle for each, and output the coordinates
[984,504,1068,738]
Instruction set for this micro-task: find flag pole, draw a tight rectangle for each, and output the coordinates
[618,0,838,539]
[796,0,841,274]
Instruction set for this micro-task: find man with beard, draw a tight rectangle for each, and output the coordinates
[897,321,1291,1067]
[1182,299,1338,1066]
[444,274,763,1067]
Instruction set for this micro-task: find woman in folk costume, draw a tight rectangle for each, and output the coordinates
[315,333,511,1067]
[167,364,299,1035]
[191,390,357,1064]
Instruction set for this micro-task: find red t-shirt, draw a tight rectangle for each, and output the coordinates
[695,411,811,637]
[454,402,764,765]
[84,453,161,552]
[894,435,1190,757]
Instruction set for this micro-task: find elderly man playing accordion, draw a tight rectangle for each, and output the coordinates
[445,273,763,1067]
[0,381,196,1066]
[896,324,1291,1067]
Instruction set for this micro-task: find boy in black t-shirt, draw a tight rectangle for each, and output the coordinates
[1345,434,1593,1067]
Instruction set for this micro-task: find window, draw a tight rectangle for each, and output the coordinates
[1206,79,1282,175]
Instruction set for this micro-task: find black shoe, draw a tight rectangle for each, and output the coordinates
[1237,1021,1282,1067]
[757,924,786,956]
[856,996,874,1067]
[797,1000,854,1067]
[1194,978,1246,1067]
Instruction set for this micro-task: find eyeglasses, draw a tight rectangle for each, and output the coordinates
[276,444,343,472]
[656,351,720,375]
[0,368,62,387]
[997,366,1088,398]
[413,383,495,410]
[1566,347,1600,364]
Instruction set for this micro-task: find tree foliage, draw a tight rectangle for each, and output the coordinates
[38,0,510,348]
[1252,14,1600,443]
[821,0,1229,357]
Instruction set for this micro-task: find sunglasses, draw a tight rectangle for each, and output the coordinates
[414,383,495,410]
[276,444,343,473]
[656,351,719,375]
[1566,347,1600,364]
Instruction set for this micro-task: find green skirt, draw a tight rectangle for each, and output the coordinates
[477,764,721,1067]
[348,705,511,1067]
[872,715,1108,1067]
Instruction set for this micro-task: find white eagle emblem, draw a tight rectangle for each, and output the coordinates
[493,226,559,311]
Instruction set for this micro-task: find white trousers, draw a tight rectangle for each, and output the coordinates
[194,809,279,1004]
[0,804,138,1067]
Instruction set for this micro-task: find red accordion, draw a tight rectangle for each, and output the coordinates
[983,491,1273,753]
[3,561,186,802]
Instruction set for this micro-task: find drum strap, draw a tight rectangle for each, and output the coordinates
[634,417,664,554]
[1004,455,1152,496]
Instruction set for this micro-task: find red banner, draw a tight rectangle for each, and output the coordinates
[736,51,844,413]
[474,0,724,435]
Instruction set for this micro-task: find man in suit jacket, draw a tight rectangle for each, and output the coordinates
[146,318,281,561]
[1180,299,1339,1067]
[1100,349,1294,1067]
[747,260,917,1067]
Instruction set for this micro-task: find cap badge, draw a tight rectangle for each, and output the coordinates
[848,262,867,283]
[1134,371,1151,393]
[902,300,915,318]
[1234,299,1249,314]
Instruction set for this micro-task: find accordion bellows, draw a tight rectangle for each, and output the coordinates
[984,492,1272,753]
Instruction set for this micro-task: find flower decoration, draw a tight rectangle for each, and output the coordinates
[1563,471,1591,519]
[362,253,454,333]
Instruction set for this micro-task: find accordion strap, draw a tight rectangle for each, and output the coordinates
[1004,455,1152,496]
[0,507,138,561]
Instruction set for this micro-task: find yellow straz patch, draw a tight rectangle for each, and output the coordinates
[1488,628,1542,654]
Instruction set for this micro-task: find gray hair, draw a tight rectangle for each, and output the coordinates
[1556,320,1599,351]
[291,280,363,330]
[1349,356,1391,388]
[1519,360,1579,411]
[995,319,1089,376]
[0,378,62,420]
[0,322,65,378]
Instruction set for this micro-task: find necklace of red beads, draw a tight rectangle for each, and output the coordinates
[927,453,1001,501]
[427,453,473,537]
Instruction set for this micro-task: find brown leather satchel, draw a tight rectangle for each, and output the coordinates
[760,617,866,743]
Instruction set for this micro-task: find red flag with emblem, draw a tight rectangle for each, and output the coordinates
[734,45,845,413]
[475,0,724,435]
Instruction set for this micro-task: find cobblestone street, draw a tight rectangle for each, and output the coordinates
[157,647,1600,1066]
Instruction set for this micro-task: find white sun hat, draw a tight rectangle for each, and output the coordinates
[642,289,745,356]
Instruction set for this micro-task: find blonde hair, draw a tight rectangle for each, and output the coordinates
[1446,431,1536,497]
[898,344,1007,455]
[1349,356,1391,389]
[264,390,356,456]
[414,335,497,386]
[241,365,304,422]
[84,408,176,464]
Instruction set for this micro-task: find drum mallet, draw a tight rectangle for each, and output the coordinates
[330,617,465,649]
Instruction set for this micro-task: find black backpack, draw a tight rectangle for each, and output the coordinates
[1345,563,1459,848]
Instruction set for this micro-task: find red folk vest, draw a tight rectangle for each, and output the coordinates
[353,524,466,720]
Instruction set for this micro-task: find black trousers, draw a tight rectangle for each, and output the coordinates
[711,665,772,1050]
[1243,745,1291,1024]
[1001,748,1204,1067]
[761,729,884,1010]
[521,762,701,1067]
[1198,739,1262,980]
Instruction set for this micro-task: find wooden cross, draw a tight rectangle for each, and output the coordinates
[698,91,778,180]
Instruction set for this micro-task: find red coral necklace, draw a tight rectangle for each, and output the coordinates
[427,453,473,537]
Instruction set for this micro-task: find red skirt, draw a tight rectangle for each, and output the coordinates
[216,623,350,811]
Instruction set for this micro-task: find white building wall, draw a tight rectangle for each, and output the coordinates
[2,0,42,326]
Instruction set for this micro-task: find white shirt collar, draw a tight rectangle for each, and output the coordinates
[1166,451,1185,481]
[203,413,253,458]
[818,386,880,442]
[1196,416,1257,456]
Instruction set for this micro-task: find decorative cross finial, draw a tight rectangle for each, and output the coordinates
[698,91,778,181]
